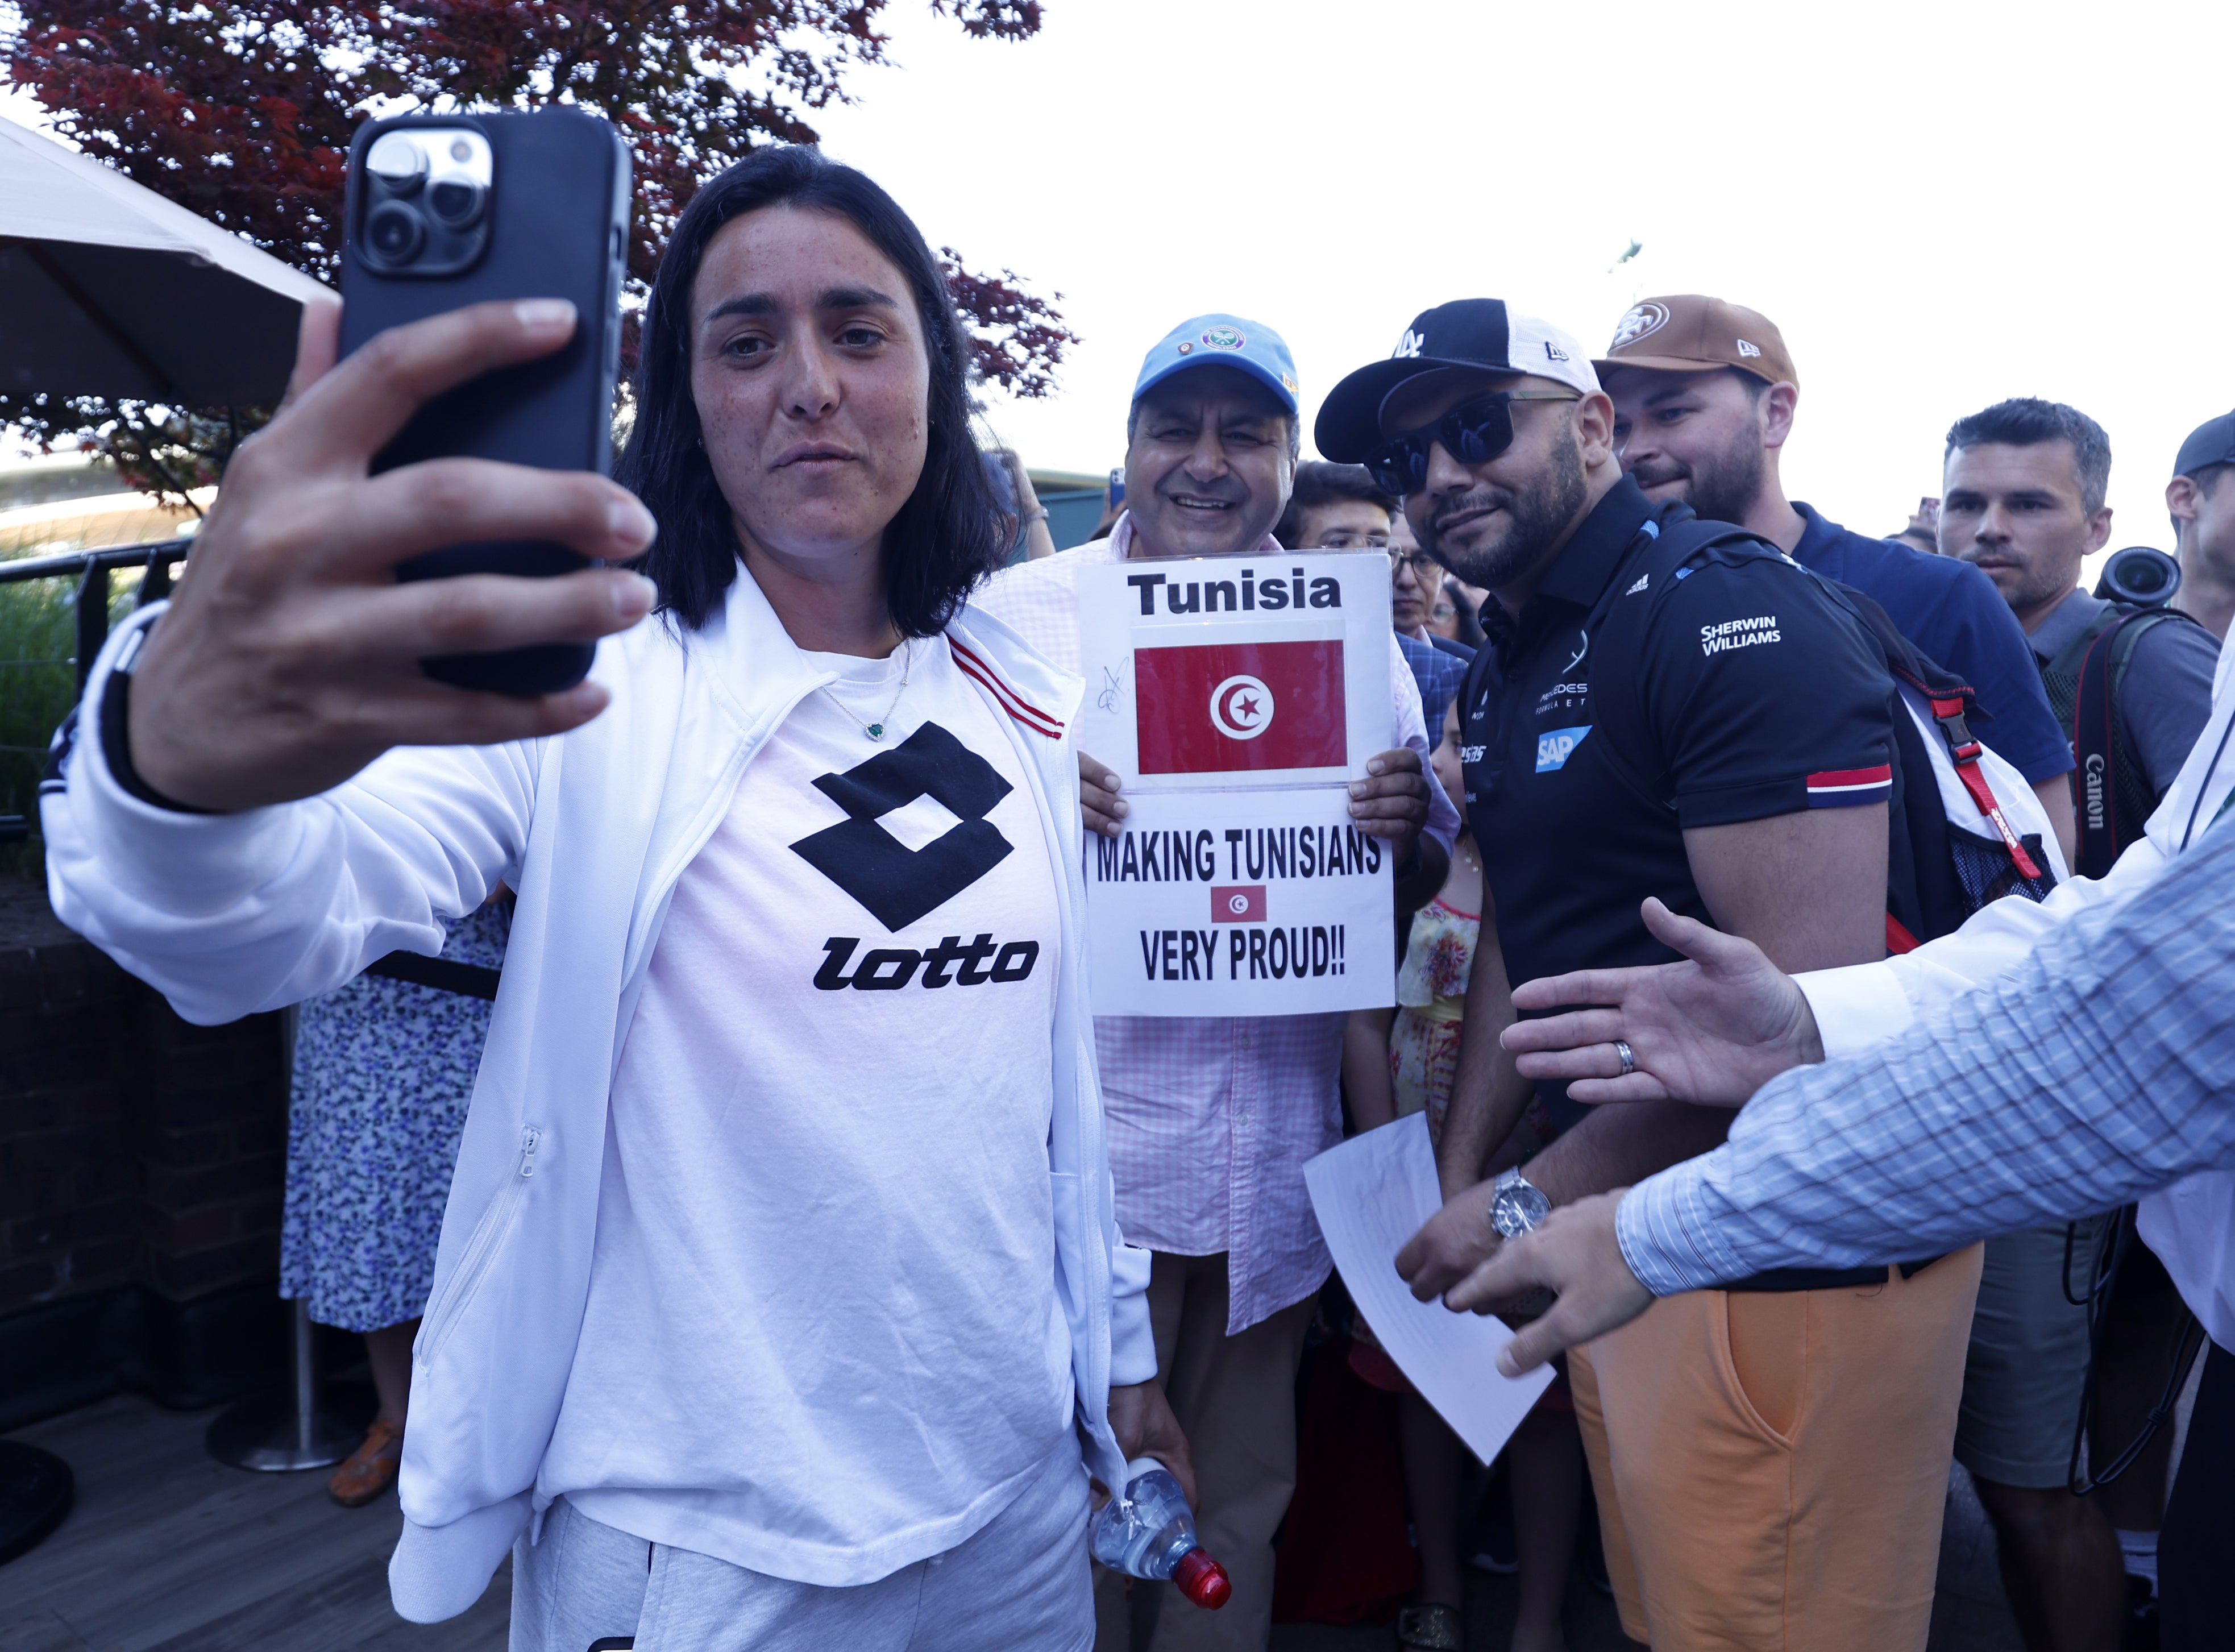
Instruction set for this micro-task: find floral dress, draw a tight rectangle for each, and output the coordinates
[1388,895,1478,1144]
[278,900,509,1333]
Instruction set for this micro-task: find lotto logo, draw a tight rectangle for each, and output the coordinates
[1535,725,1592,772]
[1211,885,1267,923]
[788,723,1014,929]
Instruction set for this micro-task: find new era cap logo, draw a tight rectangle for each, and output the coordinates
[789,723,1015,930]
[1735,338,1762,358]
[1544,341,1570,362]
[1610,302,1670,349]
[1393,328,1424,359]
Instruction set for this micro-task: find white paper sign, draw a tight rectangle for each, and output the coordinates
[1305,1114,1554,1464]
[1084,787,1398,1016]
[1073,551,1394,792]
[1073,551,1398,1015]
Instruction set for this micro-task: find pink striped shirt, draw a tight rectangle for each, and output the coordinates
[974,516,1460,1331]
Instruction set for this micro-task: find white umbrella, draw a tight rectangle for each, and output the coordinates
[0,114,329,406]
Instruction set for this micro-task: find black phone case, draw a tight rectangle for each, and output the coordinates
[340,110,632,695]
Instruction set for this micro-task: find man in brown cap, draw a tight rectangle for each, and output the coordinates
[1598,295,2078,865]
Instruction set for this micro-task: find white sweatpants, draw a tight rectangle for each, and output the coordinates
[508,1441,1094,1652]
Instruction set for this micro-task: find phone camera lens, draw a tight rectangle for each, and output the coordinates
[428,180,485,229]
[366,201,426,263]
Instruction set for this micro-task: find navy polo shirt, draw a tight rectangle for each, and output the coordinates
[1792,503,2073,786]
[1461,478,1893,1130]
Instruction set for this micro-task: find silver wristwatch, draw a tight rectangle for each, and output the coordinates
[1490,1167,1552,1239]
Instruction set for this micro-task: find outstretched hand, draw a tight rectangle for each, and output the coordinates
[1498,898,1824,1107]
[1443,1193,1657,1375]
[128,297,660,813]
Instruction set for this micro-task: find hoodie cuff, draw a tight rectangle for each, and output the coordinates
[1107,1239,1160,1387]
[47,604,306,920]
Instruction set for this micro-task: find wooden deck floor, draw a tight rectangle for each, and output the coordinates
[1,1394,2026,1652]
[1,1394,505,1652]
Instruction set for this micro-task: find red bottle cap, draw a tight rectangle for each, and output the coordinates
[1174,1547,1231,1609]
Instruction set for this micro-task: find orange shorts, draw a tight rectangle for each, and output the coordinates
[1570,1245,1983,1652]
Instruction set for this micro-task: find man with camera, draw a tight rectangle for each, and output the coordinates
[1880,397,2219,1648]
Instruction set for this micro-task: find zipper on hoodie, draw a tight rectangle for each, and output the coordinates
[416,1124,541,1371]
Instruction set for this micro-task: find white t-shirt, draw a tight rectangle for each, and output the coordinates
[538,634,1074,1585]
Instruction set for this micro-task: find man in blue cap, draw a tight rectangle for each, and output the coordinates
[977,315,1459,1652]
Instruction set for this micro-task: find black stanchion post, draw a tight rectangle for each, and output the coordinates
[73,561,108,692]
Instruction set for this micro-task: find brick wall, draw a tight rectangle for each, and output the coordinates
[0,875,290,1420]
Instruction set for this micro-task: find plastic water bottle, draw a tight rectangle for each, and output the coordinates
[1090,1457,1232,1609]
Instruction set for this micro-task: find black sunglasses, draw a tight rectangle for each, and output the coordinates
[1364,390,1581,497]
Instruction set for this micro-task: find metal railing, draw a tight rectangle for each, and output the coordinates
[0,537,189,844]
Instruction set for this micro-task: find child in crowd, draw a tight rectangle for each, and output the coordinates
[1343,700,1575,1652]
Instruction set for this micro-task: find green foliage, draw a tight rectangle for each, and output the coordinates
[0,574,140,880]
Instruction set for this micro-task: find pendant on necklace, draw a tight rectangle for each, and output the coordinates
[866,724,884,740]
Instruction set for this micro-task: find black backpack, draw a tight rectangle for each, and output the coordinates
[2040,605,2209,879]
[1580,509,2058,950]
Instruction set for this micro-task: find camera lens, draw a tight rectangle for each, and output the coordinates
[428,179,484,228]
[2100,546,2182,609]
[365,201,426,264]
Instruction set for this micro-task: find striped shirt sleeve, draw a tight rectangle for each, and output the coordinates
[1617,810,2235,1296]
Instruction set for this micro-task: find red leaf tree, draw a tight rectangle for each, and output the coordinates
[3,1,1077,498]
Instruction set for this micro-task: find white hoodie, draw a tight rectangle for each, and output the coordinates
[41,571,1156,1622]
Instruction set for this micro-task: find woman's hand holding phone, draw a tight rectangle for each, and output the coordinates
[125,297,659,814]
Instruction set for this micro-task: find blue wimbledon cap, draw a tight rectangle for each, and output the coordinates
[1133,314,1300,416]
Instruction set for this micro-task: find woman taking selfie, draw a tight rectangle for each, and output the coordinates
[42,145,1186,1650]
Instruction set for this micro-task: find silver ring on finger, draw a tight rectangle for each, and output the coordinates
[1614,1039,1636,1077]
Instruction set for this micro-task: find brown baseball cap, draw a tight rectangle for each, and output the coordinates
[1594,294,1797,389]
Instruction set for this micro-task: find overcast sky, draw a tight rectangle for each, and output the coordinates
[10,0,2233,567]
[803,0,2234,561]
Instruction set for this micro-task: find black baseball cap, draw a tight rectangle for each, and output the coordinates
[1315,299,1600,463]
[2174,409,2235,478]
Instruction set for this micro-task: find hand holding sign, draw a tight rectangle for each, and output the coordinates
[1080,750,1128,839]
[1346,747,1432,862]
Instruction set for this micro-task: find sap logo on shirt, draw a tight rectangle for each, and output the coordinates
[1536,726,1592,771]
[789,721,1015,931]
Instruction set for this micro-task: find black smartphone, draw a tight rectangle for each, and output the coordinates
[340,109,632,695]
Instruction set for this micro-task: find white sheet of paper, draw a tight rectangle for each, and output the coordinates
[1305,1113,1553,1463]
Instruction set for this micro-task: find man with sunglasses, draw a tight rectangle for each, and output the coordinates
[1322,299,1984,1652]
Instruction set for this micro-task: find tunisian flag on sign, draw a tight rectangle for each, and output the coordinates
[1136,640,1347,775]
